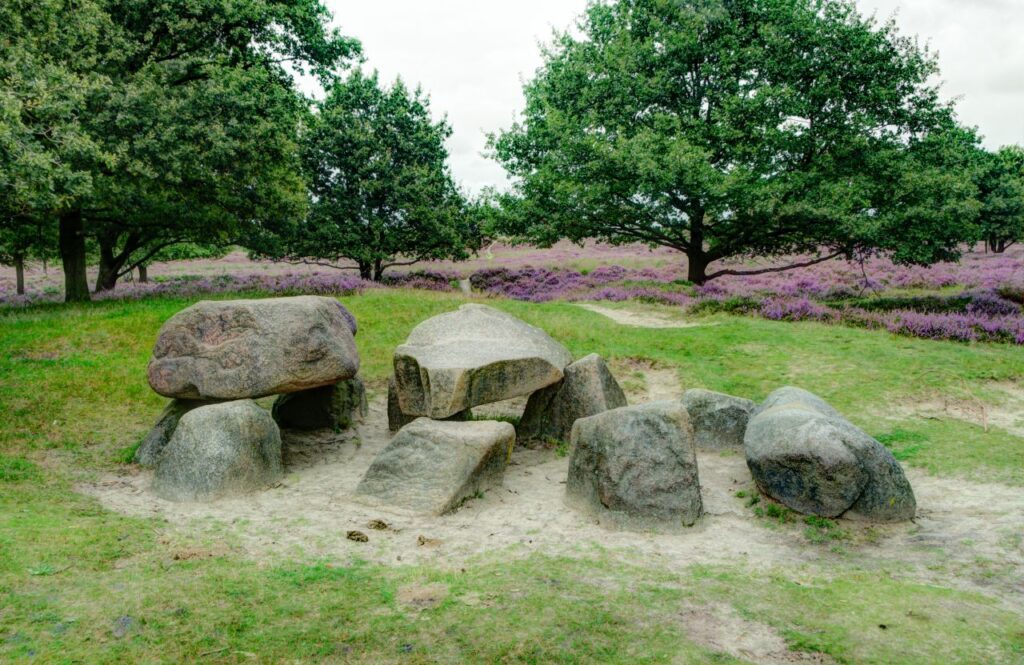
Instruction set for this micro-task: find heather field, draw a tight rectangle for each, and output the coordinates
[4,242,1023,345]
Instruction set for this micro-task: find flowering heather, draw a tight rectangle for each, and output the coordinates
[2,243,1021,345]
[0,272,372,307]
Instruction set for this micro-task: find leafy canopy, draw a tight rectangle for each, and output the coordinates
[977,146,1024,253]
[492,0,981,283]
[256,70,473,280]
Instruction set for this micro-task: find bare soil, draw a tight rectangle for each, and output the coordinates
[81,393,1024,613]
[575,303,710,329]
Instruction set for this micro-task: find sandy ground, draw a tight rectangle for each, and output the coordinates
[575,303,710,329]
[78,358,1024,663]
[81,392,1024,606]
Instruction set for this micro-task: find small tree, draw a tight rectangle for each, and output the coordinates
[259,71,474,281]
[492,0,981,284]
[977,146,1024,253]
[0,215,54,295]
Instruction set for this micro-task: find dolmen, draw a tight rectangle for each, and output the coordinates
[364,304,629,514]
[136,296,363,502]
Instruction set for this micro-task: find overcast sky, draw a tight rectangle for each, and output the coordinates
[323,0,1024,193]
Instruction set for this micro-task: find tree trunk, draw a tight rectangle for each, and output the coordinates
[59,210,91,303]
[138,264,148,283]
[357,262,372,280]
[686,252,710,285]
[95,234,120,292]
[373,259,384,282]
[989,236,1008,254]
[14,255,25,295]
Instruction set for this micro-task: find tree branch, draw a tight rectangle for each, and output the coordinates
[704,250,846,281]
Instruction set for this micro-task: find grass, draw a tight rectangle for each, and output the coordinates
[1,289,1023,662]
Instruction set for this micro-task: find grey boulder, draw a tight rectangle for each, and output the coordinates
[148,296,359,400]
[272,377,368,431]
[393,304,572,419]
[134,399,215,467]
[567,401,703,530]
[519,353,627,444]
[153,400,283,502]
[752,385,842,420]
[386,376,472,431]
[745,387,915,522]
[681,389,755,450]
[356,419,515,515]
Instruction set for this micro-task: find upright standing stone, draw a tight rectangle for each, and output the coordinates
[393,304,572,418]
[148,296,359,400]
[134,399,216,467]
[519,354,627,444]
[153,400,283,502]
[356,419,515,515]
[567,401,703,529]
[681,389,755,450]
[272,377,368,430]
[744,387,916,522]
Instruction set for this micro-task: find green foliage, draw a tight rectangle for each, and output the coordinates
[492,0,981,283]
[977,145,1024,253]
[253,70,474,280]
[0,0,360,298]
[147,243,233,263]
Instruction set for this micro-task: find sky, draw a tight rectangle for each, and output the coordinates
[322,0,1024,193]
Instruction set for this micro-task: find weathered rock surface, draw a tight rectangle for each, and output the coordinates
[393,304,572,419]
[356,419,515,515]
[148,296,359,400]
[272,377,367,431]
[681,389,755,450]
[153,400,283,502]
[134,399,216,467]
[387,377,472,431]
[519,354,627,443]
[745,387,915,522]
[752,385,842,420]
[567,401,703,529]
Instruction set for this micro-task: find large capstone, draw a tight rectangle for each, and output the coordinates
[567,401,703,530]
[272,377,367,431]
[134,399,216,467]
[681,389,755,450]
[387,376,472,432]
[519,353,627,444]
[744,387,916,522]
[148,296,359,400]
[153,400,283,502]
[393,304,572,419]
[356,419,515,515]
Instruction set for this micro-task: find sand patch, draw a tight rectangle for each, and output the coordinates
[397,583,449,610]
[80,397,1024,611]
[894,380,1024,436]
[575,303,709,329]
[679,602,837,664]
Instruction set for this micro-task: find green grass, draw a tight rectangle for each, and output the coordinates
[1,289,1023,662]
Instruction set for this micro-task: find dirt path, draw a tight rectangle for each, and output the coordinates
[575,303,709,329]
[82,397,1024,612]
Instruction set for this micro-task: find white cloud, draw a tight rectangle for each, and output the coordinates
[322,0,1024,193]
